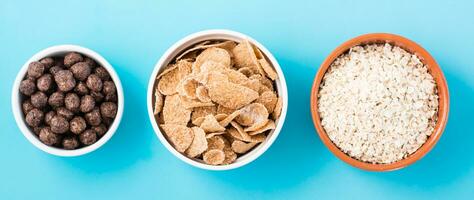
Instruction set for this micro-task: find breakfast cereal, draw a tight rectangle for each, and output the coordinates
[153,39,281,165]
[318,43,439,164]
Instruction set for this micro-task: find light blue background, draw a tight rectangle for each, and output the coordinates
[1,0,473,199]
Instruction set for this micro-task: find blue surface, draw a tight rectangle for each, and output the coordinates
[1,0,473,199]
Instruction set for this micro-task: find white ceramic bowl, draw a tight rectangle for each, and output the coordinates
[12,45,124,157]
[147,29,288,170]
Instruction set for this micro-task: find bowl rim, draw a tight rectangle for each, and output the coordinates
[11,44,124,157]
[310,33,449,171]
[147,29,288,171]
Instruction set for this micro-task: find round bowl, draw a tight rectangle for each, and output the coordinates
[12,45,124,157]
[310,33,449,171]
[147,29,288,170]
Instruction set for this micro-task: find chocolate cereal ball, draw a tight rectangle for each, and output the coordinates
[64,52,83,67]
[62,136,79,150]
[45,111,55,125]
[49,66,62,75]
[70,62,91,81]
[40,57,54,69]
[27,61,45,79]
[90,91,104,103]
[94,67,110,81]
[39,127,60,146]
[102,81,116,95]
[36,74,53,92]
[93,124,107,137]
[22,99,34,114]
[70,116,87,134]
[84,57,96,67]
[19,78,37,96]
[85,108,101,126]
[86,74,102,92]
[25,108,44,127]
[80,95,95,113]
[48,92,64,108]
[74,82,89,95]
[100,102,117,118]
[33,126,43,136]
[65,93,80,112]
[79,129,97,145]
[56,107,74,120]
[31,91,48,108]
[50,115,69,134]
[102,117,114,126]
[54,70,76,92]
[105,93,117,102]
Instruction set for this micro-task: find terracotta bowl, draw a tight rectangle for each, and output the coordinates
[310,33,449,171]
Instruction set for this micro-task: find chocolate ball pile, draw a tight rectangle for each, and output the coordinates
[19,52,118,150]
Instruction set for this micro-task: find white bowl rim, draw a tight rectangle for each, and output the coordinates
[147,29,288,170]
[11,44,124,157]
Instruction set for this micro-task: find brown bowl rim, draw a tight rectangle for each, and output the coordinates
[310,33,449,171]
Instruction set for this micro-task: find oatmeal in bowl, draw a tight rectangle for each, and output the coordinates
[311,33,449,171]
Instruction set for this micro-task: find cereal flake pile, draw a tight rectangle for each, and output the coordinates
[318,43,439,164]
[153,40,282,165]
